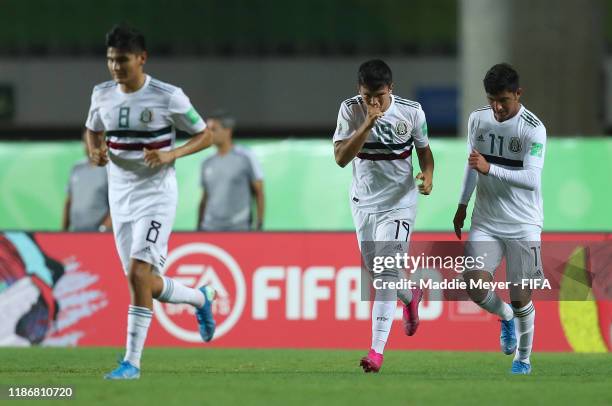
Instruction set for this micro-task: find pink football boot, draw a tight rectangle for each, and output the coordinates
[403,288,423,336]
[360,349,383,373]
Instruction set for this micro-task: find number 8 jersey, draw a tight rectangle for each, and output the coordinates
[467,105,546,236]
[85,75,206,222]
[333,95,429,213]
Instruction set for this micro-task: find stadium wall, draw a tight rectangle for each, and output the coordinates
[0,138,610,231]
[4,57,612,130]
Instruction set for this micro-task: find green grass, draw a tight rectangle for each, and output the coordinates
[0,348,610,405]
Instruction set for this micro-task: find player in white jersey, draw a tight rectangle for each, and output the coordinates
[453,63,546,375]
[85,25,217,380]
[333,60,435,373]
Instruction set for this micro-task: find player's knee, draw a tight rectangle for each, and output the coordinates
[466,288,488,303]
[127,260,152,287]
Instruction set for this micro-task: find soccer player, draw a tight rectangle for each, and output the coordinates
[85,25,216,380]
[333,59,434,373]
[453,63,546,375]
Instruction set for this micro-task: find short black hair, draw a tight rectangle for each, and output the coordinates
[483,63,519,95]
[208,109,236,129]
[105,24,146,53]
[358,59,393,90]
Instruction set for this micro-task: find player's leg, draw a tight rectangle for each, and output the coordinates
[352,207,385,372]
[135,215,217,342]
[375,208,423,336]
[105,219,144,379]
[463,228,515,354]
[506,235,542,374]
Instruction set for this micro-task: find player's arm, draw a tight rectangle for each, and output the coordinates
[334,103,382,168]
[453,114,478,239]
[144,89,212,167]
[469,126,546,191]
[62,196,71,231]
[197,190,207,229]
[251,180,265,230]
[85,128,108,166]
[144,128,212,167]
[99,212,112,231]
[413,109,434,195]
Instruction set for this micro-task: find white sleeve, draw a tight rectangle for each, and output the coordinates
[487,125,546,191]
[459,114,477,204]
[412,108,429,148]
[523,125,546,169]
[85,90,104,132]
[169,88,207,134]
[332,102,356,143]
[488,165,540,191]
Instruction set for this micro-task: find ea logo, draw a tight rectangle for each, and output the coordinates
[153,243,246,342]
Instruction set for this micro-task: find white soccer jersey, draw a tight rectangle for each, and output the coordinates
[467,105,546,236]
[333,95,429,213]
[85,75,206,221]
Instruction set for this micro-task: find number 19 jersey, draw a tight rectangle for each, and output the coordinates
[333,95,429,213]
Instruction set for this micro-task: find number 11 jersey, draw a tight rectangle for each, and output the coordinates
[468,105,546,236]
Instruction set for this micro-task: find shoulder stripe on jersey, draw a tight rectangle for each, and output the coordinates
[357,147,413,161]
[475,105,492,112]
[520,113,539,128]
[94,81,117,91]
[523,111,541,126]
[481,153,523,168]
[344,97,363,107]
[107,139,172,151]
[363,139,413,151]
[149,82,175,94]
[394,98,420,108]
[105,125,173,138]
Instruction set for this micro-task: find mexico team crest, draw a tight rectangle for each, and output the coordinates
[396,120,408,136]
[509,137,522,153]
[140,108,153,123]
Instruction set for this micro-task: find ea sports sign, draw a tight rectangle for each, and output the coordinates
[153,243,246,342]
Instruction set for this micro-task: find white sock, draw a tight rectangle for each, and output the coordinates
[513,302,535,364]
[476,291,514,321]
[157,276,205,307]
[124,305,153,369]
[371,300,396,354]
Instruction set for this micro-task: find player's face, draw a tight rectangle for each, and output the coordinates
[487,89,522,122]
[359,84,393,111]
[106,47,146,85]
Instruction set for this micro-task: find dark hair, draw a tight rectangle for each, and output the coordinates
[483,63,519,94]
[208,109,236,129]
[358,59,393,90]
[105,24,146,53]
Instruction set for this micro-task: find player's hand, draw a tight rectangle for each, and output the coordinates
[89,145,109,166]
[453,204,467,240]
[143,148,175,168]
[364,103,384,129]
[468,150,490,174]
[416,172,433,195]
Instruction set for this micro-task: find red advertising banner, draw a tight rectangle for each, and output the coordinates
[1,232,610,352]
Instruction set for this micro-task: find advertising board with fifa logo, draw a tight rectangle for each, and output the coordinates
[0,232,609,353]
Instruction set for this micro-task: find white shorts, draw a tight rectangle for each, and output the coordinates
[465,227,544,284]
[112,211,175,274]
[352,206,416,278]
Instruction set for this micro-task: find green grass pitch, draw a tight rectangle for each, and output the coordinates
[0,348,610,405]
